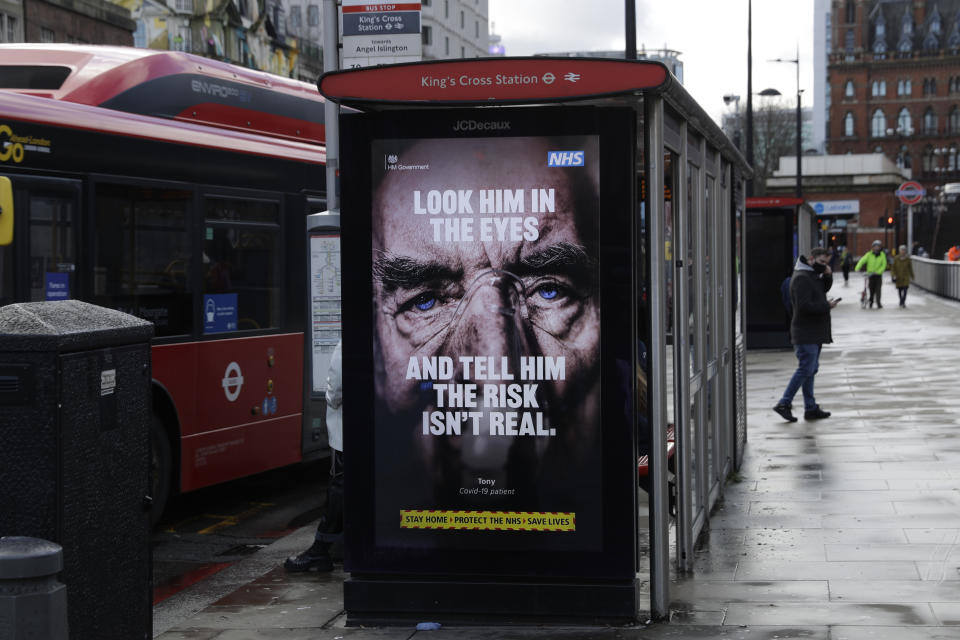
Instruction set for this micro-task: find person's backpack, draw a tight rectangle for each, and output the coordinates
[781,276,792,317]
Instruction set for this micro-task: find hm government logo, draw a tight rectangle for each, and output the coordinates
[384,154,429,172]
[547,150,585,167]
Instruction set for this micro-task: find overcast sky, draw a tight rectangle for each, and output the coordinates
[488,0,816,125]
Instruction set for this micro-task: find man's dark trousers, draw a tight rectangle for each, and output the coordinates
[868,274,882,306]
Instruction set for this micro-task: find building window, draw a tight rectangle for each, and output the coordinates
[871,109,887,137]
[475,21,479,38]
[898,7,915,54]
[308,5,319,27]
[273,4,285,36]
[897,78,912,96]
[444,0,448,18]
[897,145,912,169]
[950,144,959,171]
[898,107,913,135]
[924,107,938,135]
[0,13,17,42]
[845,28,855,53]
[460,10,464,29]
[873,11,888,56]
[827,11,833,54]
[289,5,301,30]
[444,36,449,56]
[845,80,855,97]
[923,145,934,172]
[844,112,855,137]
[40,27,54,42]
[923,77,937,96]
[422,0,430,5]
[460,45,465,58]
[846,0,855,23]
[950,106,960,133]
[871,80,887,96]
[422,25,432,46]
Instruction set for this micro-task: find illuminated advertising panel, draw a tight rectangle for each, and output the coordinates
[371,133,602,551]
[341,106,635,578]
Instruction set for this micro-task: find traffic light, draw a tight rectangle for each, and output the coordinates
[886,215,894,228]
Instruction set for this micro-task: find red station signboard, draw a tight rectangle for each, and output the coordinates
[319,58,670,105]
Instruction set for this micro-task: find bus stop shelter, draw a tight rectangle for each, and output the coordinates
[744,196,818,349]
[319,56,751,624]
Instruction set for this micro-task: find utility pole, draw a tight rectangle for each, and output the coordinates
[322,0,339,211]
[625,0,636,60]
[746,0,754,196]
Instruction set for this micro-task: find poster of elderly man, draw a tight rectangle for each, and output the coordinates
[338,107,636,578]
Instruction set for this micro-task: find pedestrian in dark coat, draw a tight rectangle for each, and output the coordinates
[891,244,914,308]
[773,247,840,422]
[840,246,853,285]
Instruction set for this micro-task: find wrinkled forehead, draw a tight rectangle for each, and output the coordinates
[371,137,598,252]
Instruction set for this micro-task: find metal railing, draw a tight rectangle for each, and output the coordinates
[912,256,960,300]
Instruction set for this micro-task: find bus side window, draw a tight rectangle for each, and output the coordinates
[203,197,280,333]
[94,184,192,337]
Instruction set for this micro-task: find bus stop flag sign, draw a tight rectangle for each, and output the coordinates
[896,181,925,205]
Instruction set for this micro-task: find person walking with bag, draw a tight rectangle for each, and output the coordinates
[891,244,915,308]
[773,247,840,422]
[854,240,888,309]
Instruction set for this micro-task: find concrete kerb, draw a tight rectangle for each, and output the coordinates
[152,522,321,637]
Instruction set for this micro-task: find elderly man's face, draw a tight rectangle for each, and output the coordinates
[370,137,600,424]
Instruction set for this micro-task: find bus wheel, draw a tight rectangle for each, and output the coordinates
[150,415,172,527]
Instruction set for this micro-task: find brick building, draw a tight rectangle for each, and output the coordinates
[828,0,960,186]
[23,0,134,45]
[824,0,960,256]
[767,154,909,256]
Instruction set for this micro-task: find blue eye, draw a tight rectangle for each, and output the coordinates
[537,287,559,300]
[415,296,436,311]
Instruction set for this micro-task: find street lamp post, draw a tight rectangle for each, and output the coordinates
[931,147,950,255]
[771,48,802,199]
[723,94,741,149]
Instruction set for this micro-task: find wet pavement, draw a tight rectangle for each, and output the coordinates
[153,277,960,639]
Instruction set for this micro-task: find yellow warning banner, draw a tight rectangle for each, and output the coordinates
[399,510,575,532]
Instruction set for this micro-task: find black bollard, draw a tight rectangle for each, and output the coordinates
[0,536,68,640]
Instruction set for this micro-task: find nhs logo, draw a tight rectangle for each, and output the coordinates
[547,151,584,167]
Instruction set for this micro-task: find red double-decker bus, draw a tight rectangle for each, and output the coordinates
[0,45,329,522]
